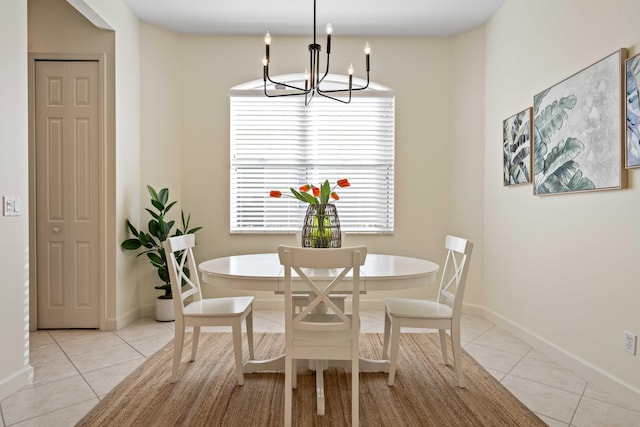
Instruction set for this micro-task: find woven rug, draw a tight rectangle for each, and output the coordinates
[77,333,545,426]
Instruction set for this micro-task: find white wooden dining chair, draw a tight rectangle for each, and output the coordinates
[382,235,473,387]
[164,234,254,385]
[278,245,367,427]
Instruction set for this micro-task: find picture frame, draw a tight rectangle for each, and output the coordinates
[532,48,627,195]
[503,107,533,186]
[625,52,640,168]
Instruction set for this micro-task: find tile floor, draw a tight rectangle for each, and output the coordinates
[1,310,639,426]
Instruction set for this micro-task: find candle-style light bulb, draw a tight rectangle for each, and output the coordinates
[265,31,271,63]
[304,69,310,91]
[326,23,332,54]
[326,23,333,35]
[348,63,354,75]
[364,42,371,72]
[262,57,268,67]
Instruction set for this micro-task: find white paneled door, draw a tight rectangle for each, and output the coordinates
[35,60,100,329]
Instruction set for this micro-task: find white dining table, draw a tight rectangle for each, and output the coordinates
[198,252,439,415]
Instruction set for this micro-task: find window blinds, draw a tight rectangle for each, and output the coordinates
[230,94,395,233]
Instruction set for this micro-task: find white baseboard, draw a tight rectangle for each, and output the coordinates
[468,303,640,412]
[0,365,33,402]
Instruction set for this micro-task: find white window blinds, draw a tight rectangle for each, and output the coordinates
[230,88,395,233]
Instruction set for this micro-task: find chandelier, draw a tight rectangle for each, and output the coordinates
[262,0,371,105]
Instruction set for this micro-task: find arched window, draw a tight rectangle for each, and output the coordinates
[230,74,395,233]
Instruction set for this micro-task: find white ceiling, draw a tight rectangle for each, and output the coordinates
[120,0,505,37]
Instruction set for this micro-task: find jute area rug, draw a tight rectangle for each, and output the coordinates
[77,333,545,426]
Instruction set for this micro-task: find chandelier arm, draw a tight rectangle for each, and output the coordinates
[265,73,308,93]
[317,90,351,104]
[317,73,370,94]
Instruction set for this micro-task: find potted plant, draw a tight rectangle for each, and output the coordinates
[121,185,202,321]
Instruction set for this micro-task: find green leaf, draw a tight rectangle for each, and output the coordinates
[533,89,550,116]
[320,180,331,204]
[147,185,159,201]
[158,188,169,206]
[151,199,165,212]
[542,137,584,178]
[567,169,595,191]
[148,220,160,238]
[125,220,139,237]
[534,95,577,148]
[290,188,317,204]
[147,252,163,266]
[164,201,177,214]
[187,226,203,234]
[121,239,142,250]
[145,208,160,220]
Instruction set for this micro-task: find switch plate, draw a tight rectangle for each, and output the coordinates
[3,196,21,217]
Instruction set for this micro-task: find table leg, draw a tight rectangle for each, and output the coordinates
[315,360,326,415]
[242,355,285,373]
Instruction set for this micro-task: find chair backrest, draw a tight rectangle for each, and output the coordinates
[163,234,203,317]
[278,246,367,336]
[437,235,473,314]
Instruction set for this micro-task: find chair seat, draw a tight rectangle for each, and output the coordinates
[183,296,254,317]
[385,297,453,319]
[291,313,355,344]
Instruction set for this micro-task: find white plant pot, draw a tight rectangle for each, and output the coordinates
[155,297,175,322]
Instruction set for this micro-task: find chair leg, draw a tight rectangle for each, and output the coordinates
[450,325,464,388]
[292,359,297,389]
[232,318,245,385]
[171,325,185,383]
[438,329,449,366]
[191,326,201,361]
[382,309,391,359]
[245,309,255,360]
[388,319,401,386]
[352,347,359,426]
[284,354,293,427]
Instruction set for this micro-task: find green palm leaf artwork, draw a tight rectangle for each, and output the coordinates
[503,107,532,186]
[532,50,624,195]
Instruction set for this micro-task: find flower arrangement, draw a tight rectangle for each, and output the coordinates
[269,179,350,248]
[269,178,350,204]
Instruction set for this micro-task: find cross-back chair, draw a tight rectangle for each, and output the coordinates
[278,245,367,427]
[164,234,254,384]
[382,235,473,387]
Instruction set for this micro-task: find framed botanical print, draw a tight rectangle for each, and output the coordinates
[503,107,532,186]
[532,49,627,195]
[625,52,640,168]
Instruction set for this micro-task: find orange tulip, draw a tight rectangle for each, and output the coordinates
[299,184,311,192]
[269,190,282,198]
[312,187,320,197]
[337,179,350,188]
[330,192,339,200]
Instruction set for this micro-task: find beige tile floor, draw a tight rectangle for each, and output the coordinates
[1,310,639,426]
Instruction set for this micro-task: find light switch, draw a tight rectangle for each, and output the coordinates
[3,196,21,217]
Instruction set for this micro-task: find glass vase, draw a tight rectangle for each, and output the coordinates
[301,203,341,248]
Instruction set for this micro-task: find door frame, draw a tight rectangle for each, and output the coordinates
[28,53,108,331]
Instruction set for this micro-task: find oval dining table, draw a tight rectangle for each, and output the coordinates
[198,252,439,415]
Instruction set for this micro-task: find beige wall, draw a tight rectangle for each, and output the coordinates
[136,22,184,311]
[163,34,459,305]
[70,0,142,326]
[0,0,32,401]
[484,0,640,403]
